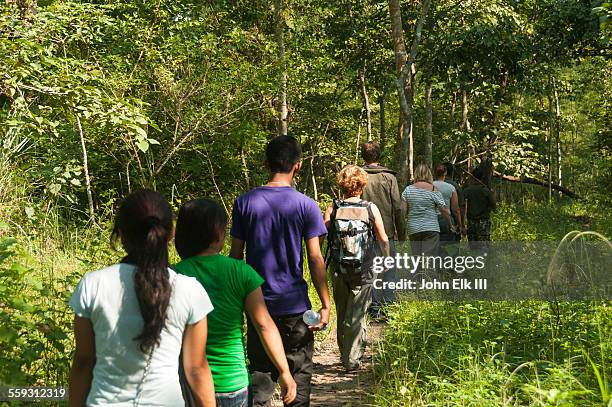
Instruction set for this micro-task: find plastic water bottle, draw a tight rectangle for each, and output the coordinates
[302,310,321,326]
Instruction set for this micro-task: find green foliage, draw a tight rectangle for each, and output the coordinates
[373,301,611,406]
[0,237,78,386]
[0,1,610,402]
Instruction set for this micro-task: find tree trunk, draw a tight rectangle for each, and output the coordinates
[553,77,562,195]
[450,90,457,129]
[461,89,471,132]
[395,0,431,185]
[359,69,372,141]
[388,0,408,165]
[379,92,386,153]
[493,172,579,199]
[274,0,288,136]
[240,146,251,189]
[355,120,362,164]
[548,90,553,202]
[461,89,472,170]
[76,115,94,217]
[424,80,433,167]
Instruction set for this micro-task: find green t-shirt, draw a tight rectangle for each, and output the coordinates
[175,254,264,393]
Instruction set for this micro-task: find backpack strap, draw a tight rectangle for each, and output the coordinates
[364,201,377,241]
[324,200,340,265]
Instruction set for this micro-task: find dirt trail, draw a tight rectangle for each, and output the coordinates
[272,322,384,407]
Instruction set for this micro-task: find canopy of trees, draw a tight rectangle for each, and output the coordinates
[1,0,610,218]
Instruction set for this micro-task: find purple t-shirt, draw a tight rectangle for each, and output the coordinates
[230,186,327,316]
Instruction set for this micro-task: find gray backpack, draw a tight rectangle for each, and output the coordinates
[328,200,375,278]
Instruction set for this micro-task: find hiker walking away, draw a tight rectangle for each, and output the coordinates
[175,198,297,407]
[463,167,496,251]
[443,162,464,242]
[230,135,331,407]
[433,164,465,246]
[69,190,215,407]
[325,165,390,371]
[401,164,452,264]
[360,141,405,318]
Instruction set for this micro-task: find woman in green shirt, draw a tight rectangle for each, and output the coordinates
[174,198,296,407]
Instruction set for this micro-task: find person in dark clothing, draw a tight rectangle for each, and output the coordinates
[360,142,405,316]
[463,167,496,250]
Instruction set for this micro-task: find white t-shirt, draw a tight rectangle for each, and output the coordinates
[69,264,213,406]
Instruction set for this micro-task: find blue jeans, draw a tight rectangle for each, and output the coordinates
[216,386,249,407]
[372,240,397,306]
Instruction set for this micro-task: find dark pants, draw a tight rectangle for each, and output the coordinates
[247,314,314,407]
[467,218,491,250]
[409,231,440,256]
[409,231,440,276]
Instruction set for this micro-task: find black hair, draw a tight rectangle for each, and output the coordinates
[472,166,484,181]
[175,198,228,259]
[361,141,381,164]
[443,162,455,178]
[111,189,173,352]
[266,135,302,173]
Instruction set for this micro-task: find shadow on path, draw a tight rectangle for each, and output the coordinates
[272,322,384,407]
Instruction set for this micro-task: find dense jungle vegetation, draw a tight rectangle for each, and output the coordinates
[0,0,610,405]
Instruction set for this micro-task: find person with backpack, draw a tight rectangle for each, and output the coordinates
[69,190,215,407]
[230,135,331,406]
[324,165,390,371]
[360,141,405,318]
[174,198,297,407]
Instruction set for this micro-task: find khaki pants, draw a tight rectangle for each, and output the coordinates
[333,273,372,370]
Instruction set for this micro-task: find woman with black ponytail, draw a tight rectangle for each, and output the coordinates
[68,190,216,406]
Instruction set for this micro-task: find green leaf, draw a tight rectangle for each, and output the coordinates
[136,140,149,152]
[131,125,147,140]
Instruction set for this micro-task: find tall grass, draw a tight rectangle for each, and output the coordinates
[372,205,611,406]
[372,301,610,406]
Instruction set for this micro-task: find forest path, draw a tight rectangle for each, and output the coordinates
[272,322,385,407]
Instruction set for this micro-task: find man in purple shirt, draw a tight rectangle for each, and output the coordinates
[230,135,331,406]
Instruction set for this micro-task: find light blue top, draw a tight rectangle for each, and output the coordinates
[69,264,213,406]
[401,185,446,235]
[433,180,456,219]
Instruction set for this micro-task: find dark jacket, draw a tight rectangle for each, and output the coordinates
[463,183,496,220]
[361,164,406,241]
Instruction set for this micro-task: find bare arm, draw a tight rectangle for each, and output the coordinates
[305,237,331,331]
[323,205,333,228]
[371,204,390,257]
[245,288,297,405]
[229,237,245,260]
[182,319,216,407]
[69,316,95,407]
[440,205,453,228]
[390,176,406,241]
